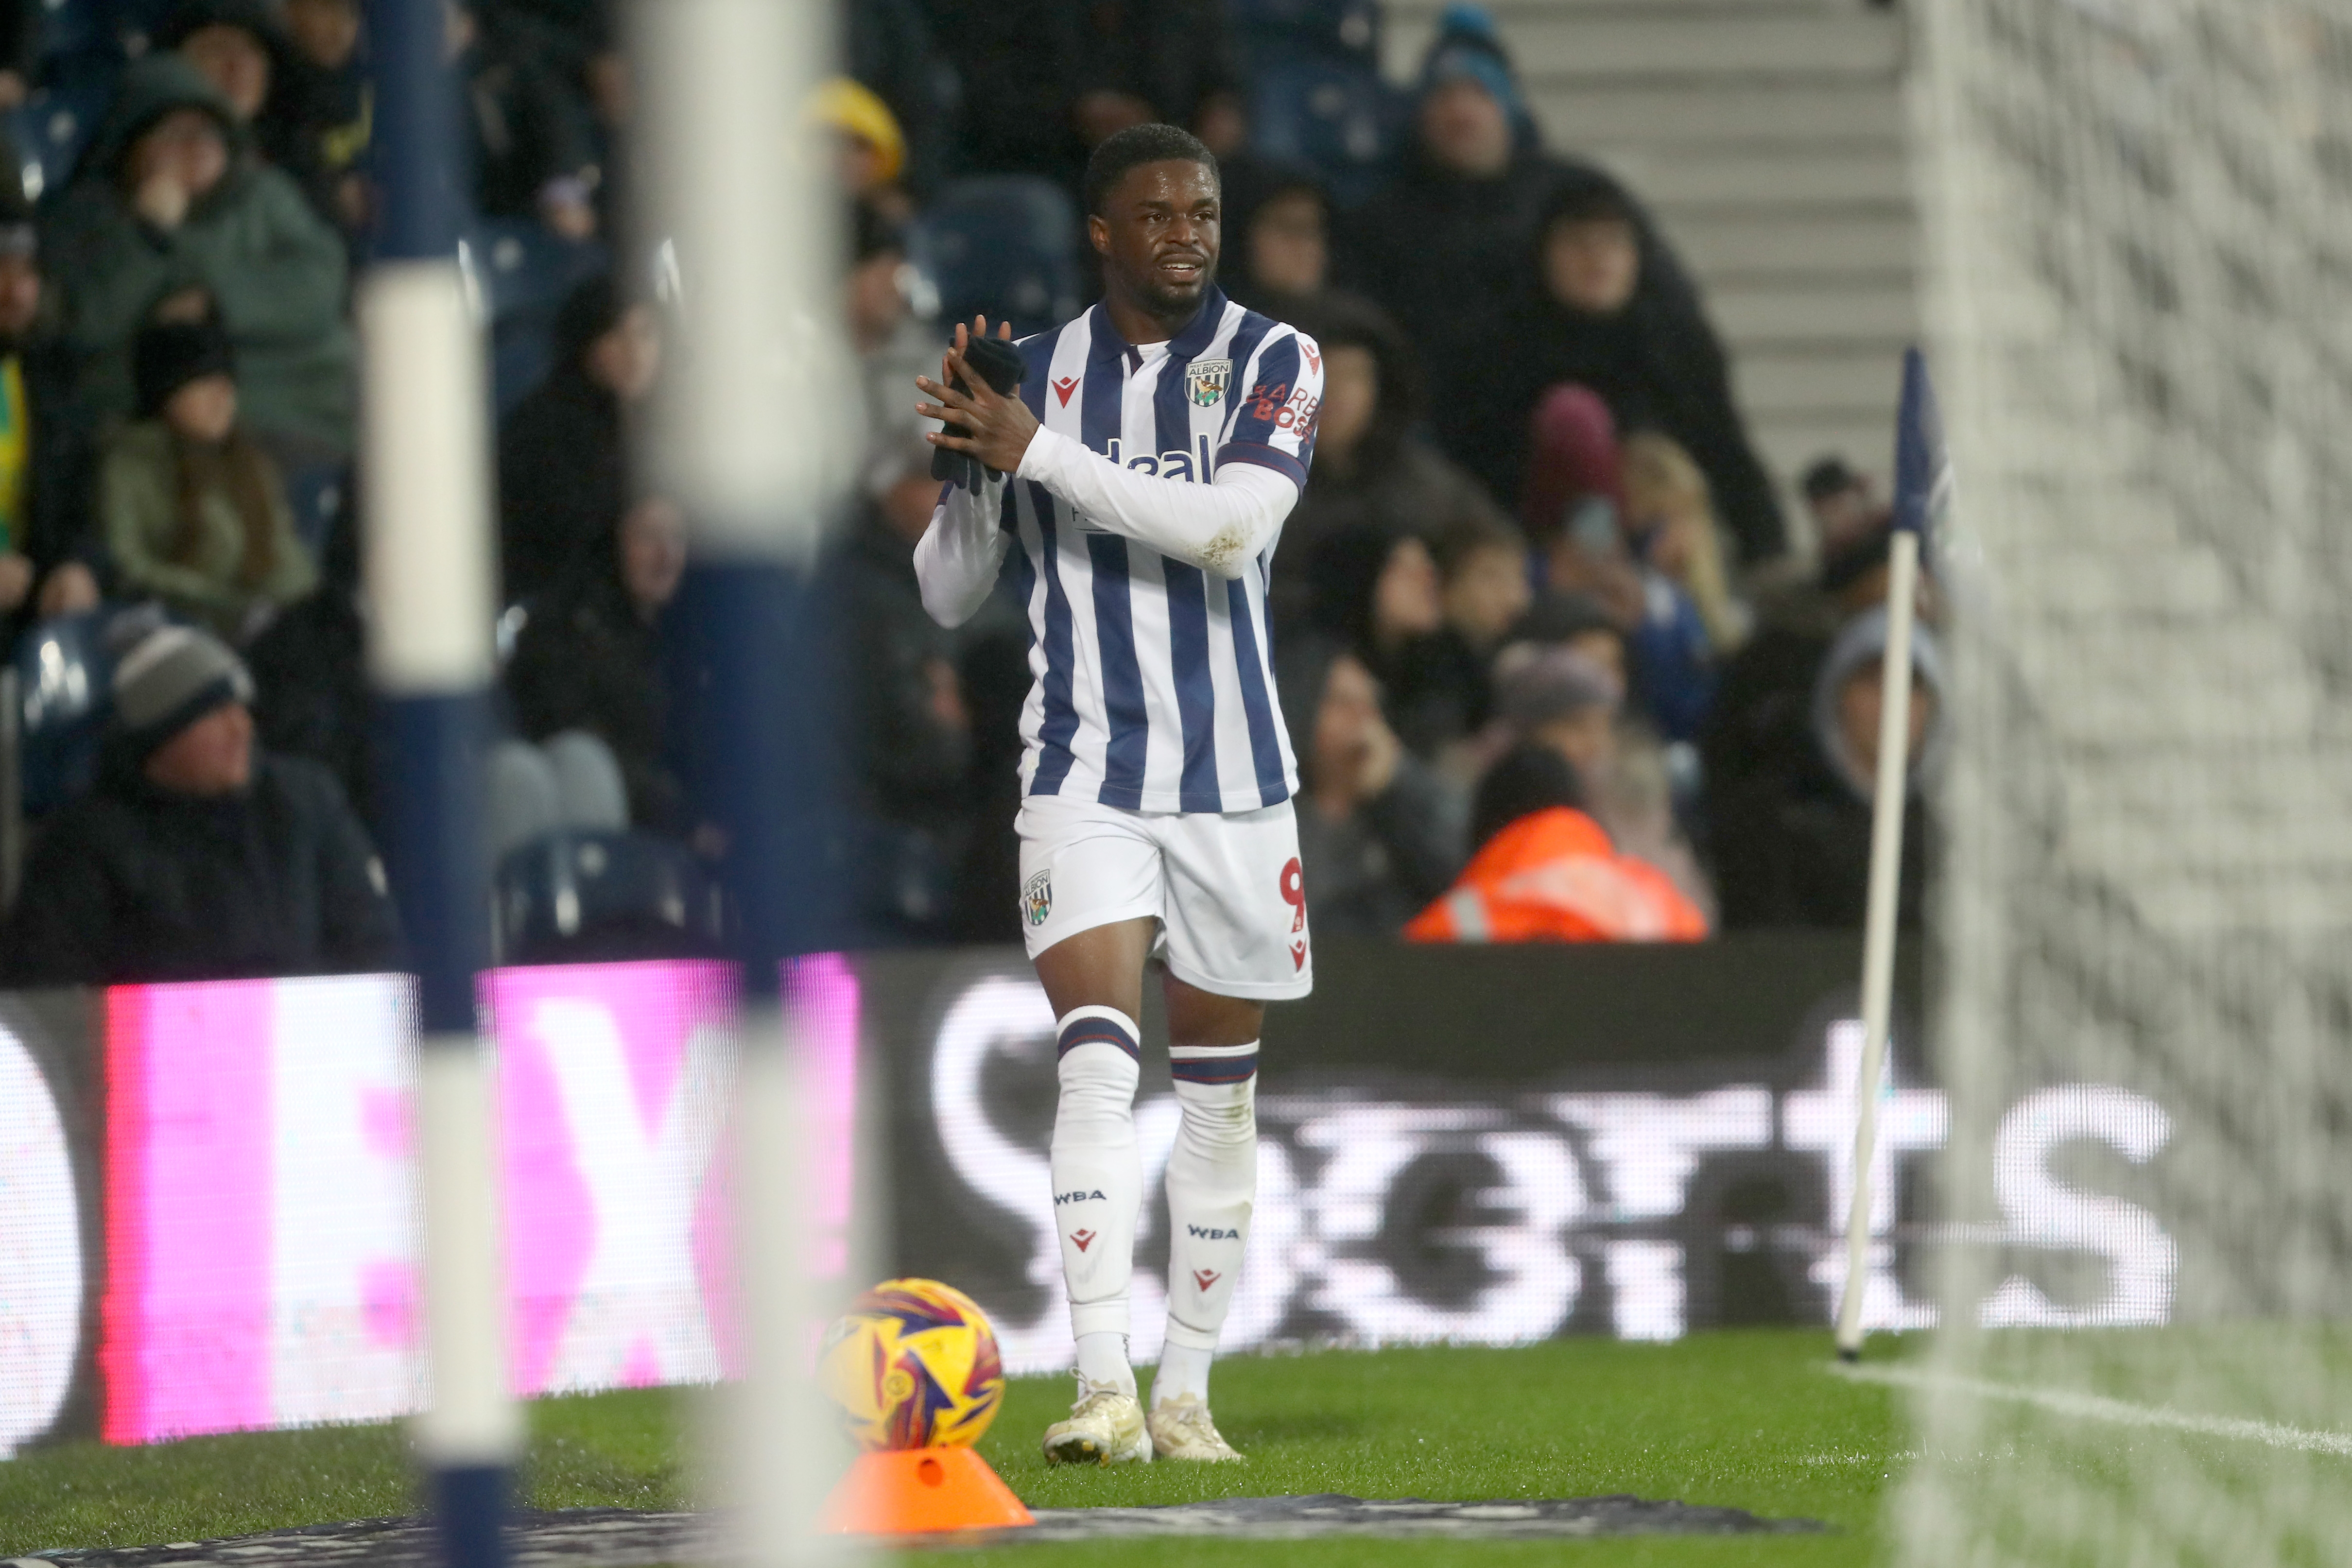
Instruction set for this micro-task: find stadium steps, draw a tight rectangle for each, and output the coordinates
[1380,0,1919,547]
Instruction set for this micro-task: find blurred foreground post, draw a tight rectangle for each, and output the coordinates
[360,1,518,1563]
[637,0,856,1559]
[1834,348,1943,1362]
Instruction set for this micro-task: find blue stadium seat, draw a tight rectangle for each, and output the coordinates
[35,0,114,67]
[1247,57,1399,209]
[281,463,347,566]
[1231,0,1383,64]
[15,609,117,815]
[101,0,178,59]
[495,828,726,965]
[906,175,1082,341]
[13,74,115,201]
[459,218,608,412]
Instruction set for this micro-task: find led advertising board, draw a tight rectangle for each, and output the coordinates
[0,939,2184,1454]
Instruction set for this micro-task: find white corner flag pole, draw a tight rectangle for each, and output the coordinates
[1835,347,1943,1363]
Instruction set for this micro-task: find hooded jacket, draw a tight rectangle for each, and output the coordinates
[1711,607,1944,930]
[1462,167,1787,563]
[45,55,355,453]
[2,745,403,986]
[154,0,347,230]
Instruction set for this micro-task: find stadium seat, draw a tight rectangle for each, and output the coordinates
[14,75,116,202]
[457,218,609,412]
[35,0,114,68]
[1231,0,1382,64]
[101,0,178,58]
[1246,58,1399,209]
[281,463,347,566]
[905,175,1082,341]
[14,608,118,816]
[494,827,726,965]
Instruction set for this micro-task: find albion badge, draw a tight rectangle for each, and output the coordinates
[1023,870,1053,927]
[1185,358,1231,408]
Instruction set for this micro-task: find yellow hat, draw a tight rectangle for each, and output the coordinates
[809,77,906,186]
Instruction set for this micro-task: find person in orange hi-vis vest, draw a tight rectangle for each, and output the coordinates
[1404,744,1706,943]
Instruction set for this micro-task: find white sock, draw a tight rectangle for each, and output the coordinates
[1050,1005,1142,1398]
[1074,1331,1131,1392]
[1157,1041,1258,1410]
[1154,1342,1215,1406]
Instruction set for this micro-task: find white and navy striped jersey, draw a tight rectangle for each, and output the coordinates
[998,287,1322,815]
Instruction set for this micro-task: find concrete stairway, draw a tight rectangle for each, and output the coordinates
[1379,0,1917,548]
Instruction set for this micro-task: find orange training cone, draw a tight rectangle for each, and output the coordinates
[820,1446,1035,1535]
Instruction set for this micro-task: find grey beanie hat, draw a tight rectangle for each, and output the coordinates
[112,624,255,758]
[1810,605,1948,801]
[1496,643,1623,731]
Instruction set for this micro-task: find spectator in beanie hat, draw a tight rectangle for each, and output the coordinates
[1496,640,1622,790]
[2,622,403,985]
[101,315,315,643]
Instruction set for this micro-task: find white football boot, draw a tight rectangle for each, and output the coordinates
[1041,1379,1153,1465]
[1146,1395,1243,1462]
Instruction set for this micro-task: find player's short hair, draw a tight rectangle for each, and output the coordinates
[1083,123,1219,217]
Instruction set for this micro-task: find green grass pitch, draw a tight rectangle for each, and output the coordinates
[2,1330,1903,1564]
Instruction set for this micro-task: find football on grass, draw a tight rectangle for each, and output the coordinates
[819,1278,1006,1450]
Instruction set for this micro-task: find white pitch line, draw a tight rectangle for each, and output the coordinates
[1837,1362,2352,1457]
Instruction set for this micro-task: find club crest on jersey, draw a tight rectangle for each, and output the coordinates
[1023,870,1052,927]
[1185,358,1231,407]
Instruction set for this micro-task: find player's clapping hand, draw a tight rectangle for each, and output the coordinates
[917,316,1038,478]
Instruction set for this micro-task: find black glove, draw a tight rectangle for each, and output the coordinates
[931,334,1027,492]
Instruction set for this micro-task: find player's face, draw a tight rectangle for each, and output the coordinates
[1092,159,1221,319]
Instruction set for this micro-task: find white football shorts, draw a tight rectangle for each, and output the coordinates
[1014,794,1314,1000]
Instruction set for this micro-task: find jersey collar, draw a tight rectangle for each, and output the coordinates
[1092,286,1230,374]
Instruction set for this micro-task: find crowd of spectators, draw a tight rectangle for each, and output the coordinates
[0,0,1934,985]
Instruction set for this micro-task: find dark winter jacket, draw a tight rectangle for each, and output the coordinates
[1712,610,1943,929]
[824,509,971,832]
[1276,634,1468,935]
[844,0,947,197]
[44,56,356,453]
[497,361,623,603]
[1463,169,1787,563]
[1079,0,1242,139]
[1338,146,1583,447]
[2,750,403,985]
[922,0,1090,185]
[455,9,600,221]
[1294,757,1466,936]
[504,556,684,833]
[1273,293,1508,637]
[1303,521,1468,758]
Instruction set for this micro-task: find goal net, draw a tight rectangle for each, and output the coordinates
[1902,0,2352,1561]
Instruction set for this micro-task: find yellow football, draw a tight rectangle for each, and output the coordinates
[817,1278,1005,1450]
